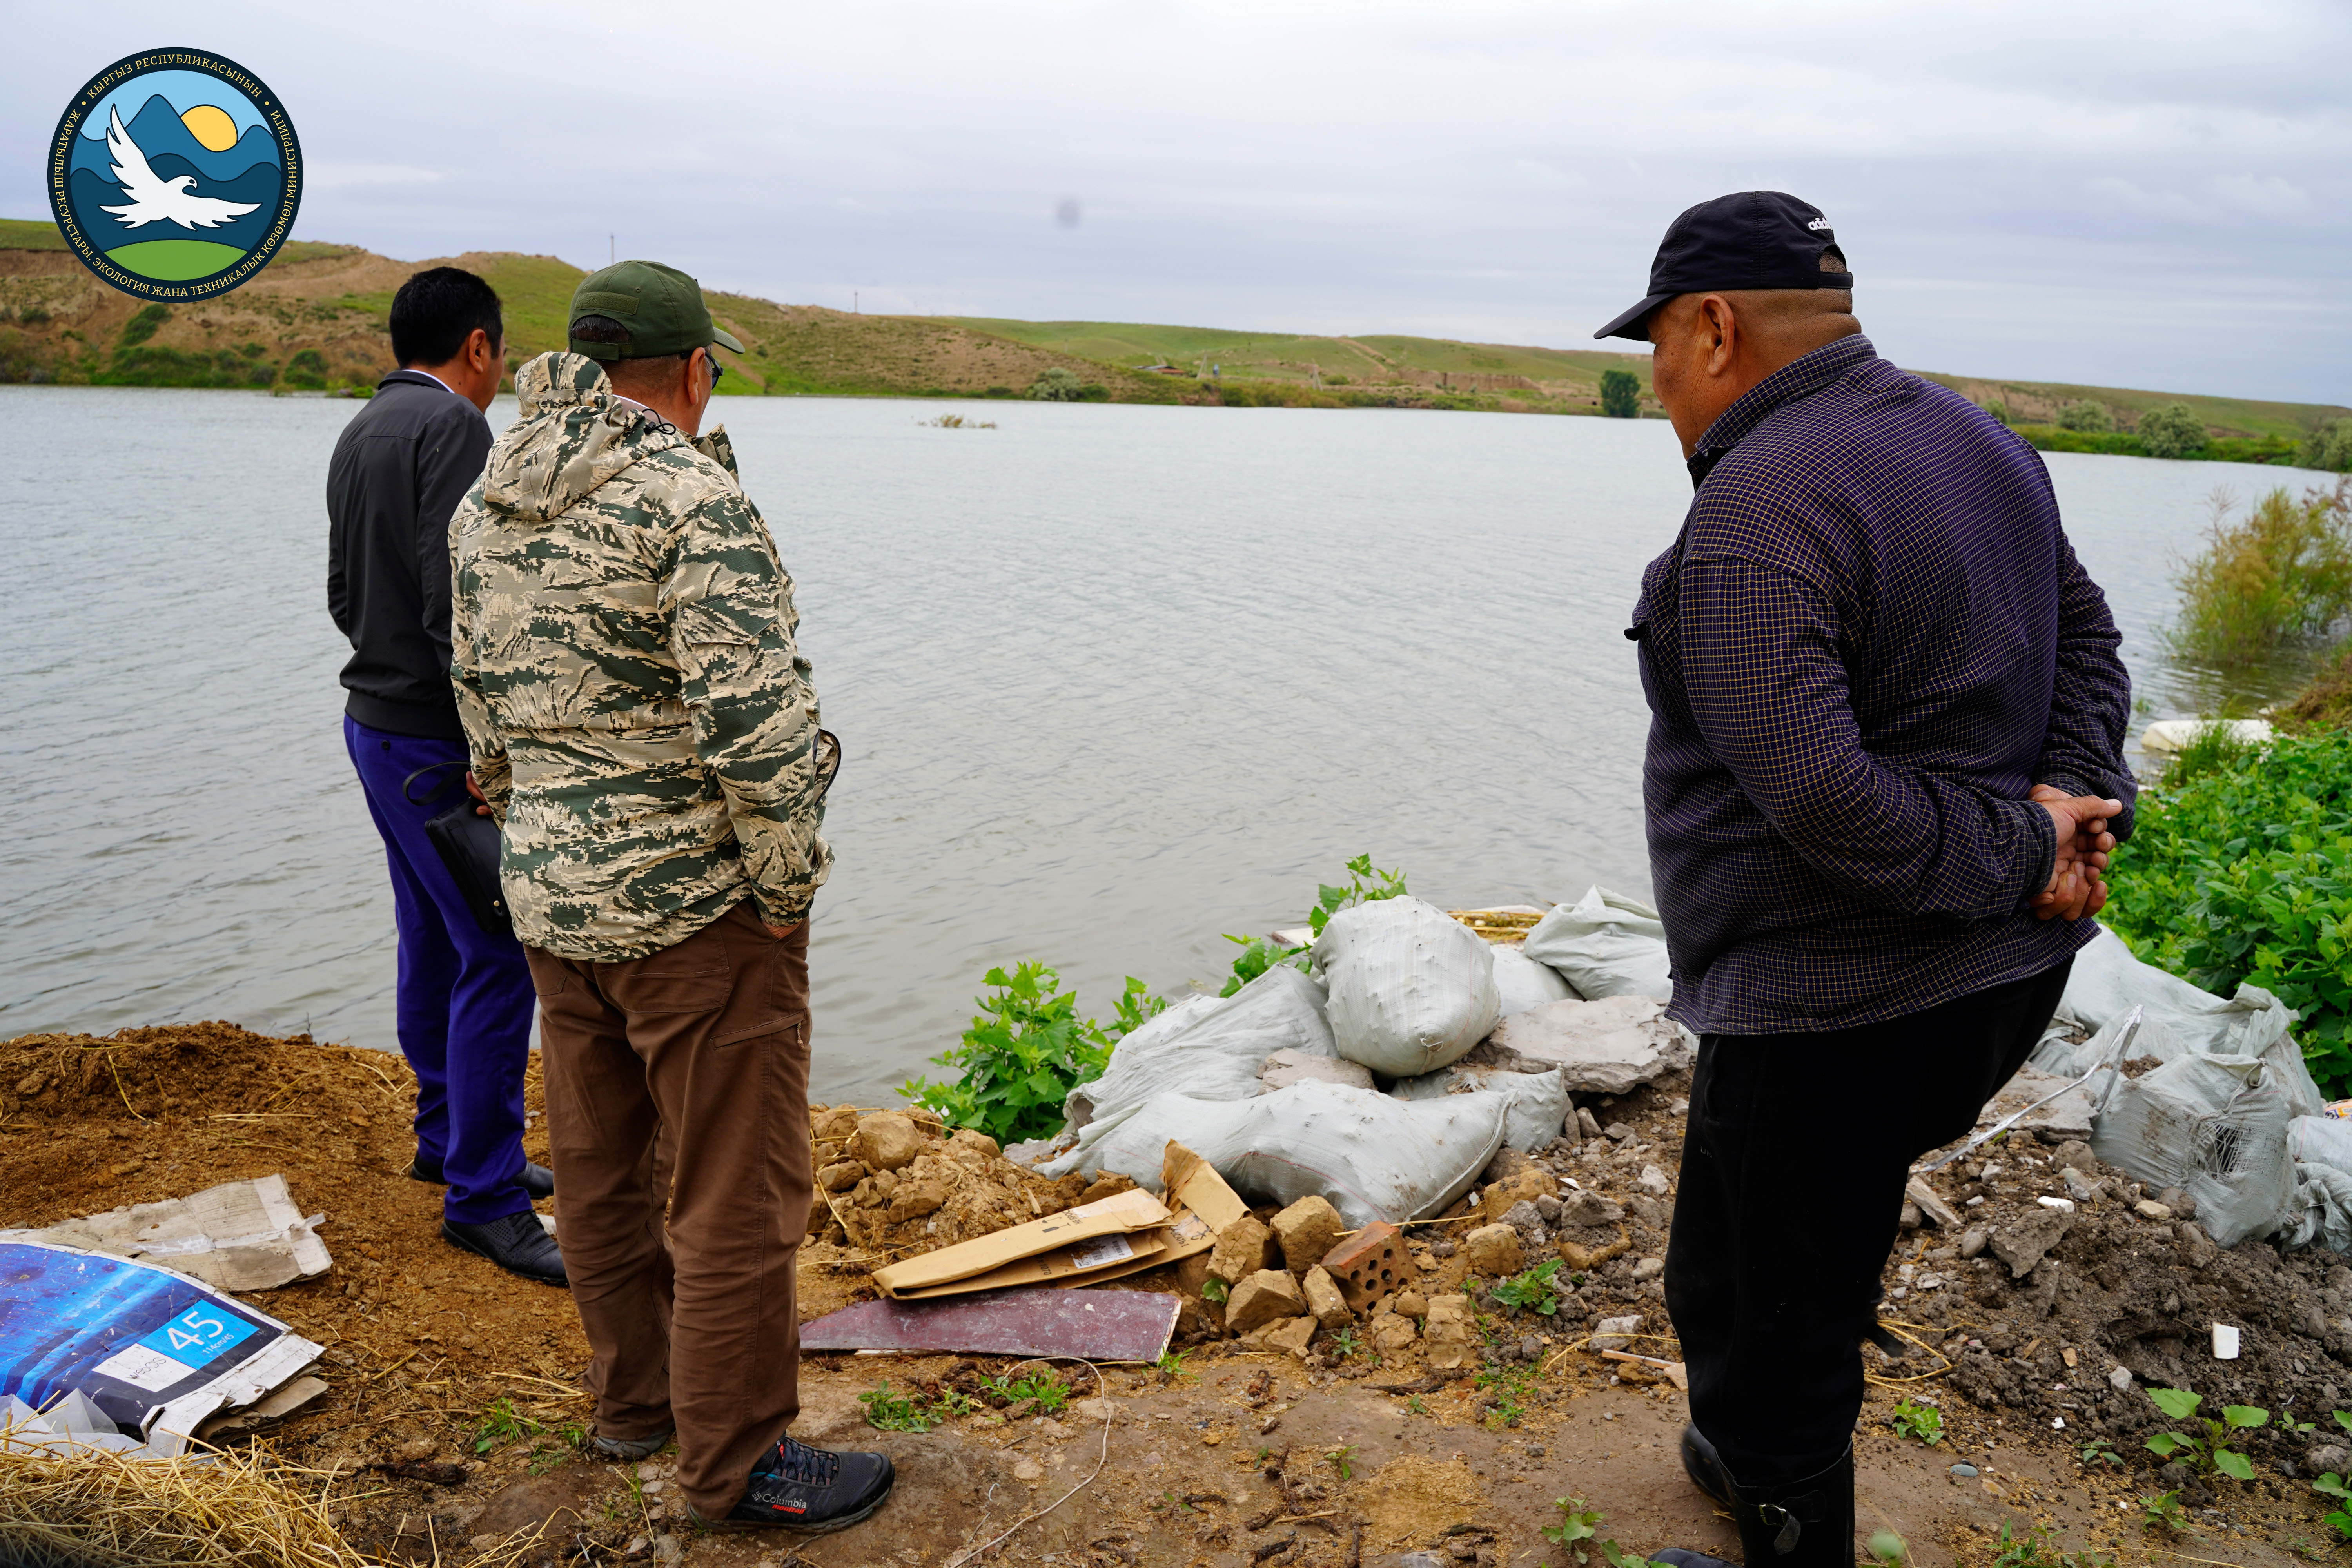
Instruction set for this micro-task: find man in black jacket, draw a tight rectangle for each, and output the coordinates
[328,266,564,1287]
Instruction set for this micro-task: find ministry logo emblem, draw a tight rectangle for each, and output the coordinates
[47,49,301,301]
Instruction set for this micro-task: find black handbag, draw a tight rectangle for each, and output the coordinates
[401,761,515,939]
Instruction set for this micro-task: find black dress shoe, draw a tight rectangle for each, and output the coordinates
[412,1156,555,1200]
[440,1211,567,1286]
[715,1434,893,1532]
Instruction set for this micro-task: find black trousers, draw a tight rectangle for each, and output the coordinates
[1663,958,2073,1487]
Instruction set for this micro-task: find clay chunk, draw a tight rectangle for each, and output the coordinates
[1271,1195,1347,1274]
[1225,1269,1308,1336]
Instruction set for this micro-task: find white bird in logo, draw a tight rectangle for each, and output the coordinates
[97,106,261,230]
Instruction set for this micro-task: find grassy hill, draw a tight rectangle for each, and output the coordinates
[0,218,2344,459]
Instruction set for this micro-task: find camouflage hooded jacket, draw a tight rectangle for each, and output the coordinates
[448,351,831,960]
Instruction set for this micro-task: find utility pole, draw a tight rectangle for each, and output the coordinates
[854,291,859,314]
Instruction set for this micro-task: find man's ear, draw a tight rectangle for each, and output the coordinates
[1702,296,1740,377]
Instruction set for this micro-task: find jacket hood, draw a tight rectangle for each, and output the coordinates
[482,352,738,523]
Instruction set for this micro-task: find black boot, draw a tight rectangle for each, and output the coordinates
[1679,1422,1735,1507]
[1653,1446,1853,1568]
[716,1433,894,1532]
[441,1211,567,1286]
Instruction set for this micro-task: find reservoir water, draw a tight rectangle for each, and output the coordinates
[0,385,2334,1101]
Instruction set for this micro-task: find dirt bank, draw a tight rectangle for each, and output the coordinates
[3,1024,2348,1567]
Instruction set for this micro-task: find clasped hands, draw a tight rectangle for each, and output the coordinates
[2030,784,2121,922]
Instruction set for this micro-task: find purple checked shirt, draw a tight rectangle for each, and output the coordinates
[1629,334,2136,1036]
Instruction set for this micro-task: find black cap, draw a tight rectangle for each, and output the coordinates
[1594,191,1851,341]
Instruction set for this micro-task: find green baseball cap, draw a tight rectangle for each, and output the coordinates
[567,259,744,361]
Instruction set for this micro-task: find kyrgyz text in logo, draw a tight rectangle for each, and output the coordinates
[47,49,301,301]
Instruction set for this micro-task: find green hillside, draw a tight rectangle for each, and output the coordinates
[0,216,2344,461]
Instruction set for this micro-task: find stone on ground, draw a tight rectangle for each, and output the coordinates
[853,1112,927,1172]
[1990,1207,2074,1279]
[1463,1223,1524,1277]
[1479,1166,1558,1223]
[1249,1315,1319,1358]
[1270,1195,1347,1274]
[1469,994,1696,1094]
[1208,1215,1279,1285]
[1224,1268,1308,1336]
[1302,1265,1354,1330]
[1421,1294,1475,1368]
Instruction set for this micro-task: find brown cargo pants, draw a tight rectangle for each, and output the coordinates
[524,901,812,1520]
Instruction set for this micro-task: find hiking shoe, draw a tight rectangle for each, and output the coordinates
[440,1211,567,1286]
[412,1156,555,1200]
[722,1434,893,1531]
[592,1424,673,1461]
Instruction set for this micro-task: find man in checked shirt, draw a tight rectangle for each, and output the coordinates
[1598,193,2132,1568]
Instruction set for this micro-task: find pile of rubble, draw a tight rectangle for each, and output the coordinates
[807,1106,1133,1258]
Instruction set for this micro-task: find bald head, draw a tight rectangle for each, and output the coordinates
[1644,253,1861,458]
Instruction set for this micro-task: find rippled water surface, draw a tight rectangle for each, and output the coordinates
[0,385,2333,1100]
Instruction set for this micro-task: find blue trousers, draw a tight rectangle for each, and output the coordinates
[344,716,537,1225]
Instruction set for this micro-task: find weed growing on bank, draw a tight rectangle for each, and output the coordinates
[2163,481,2352,668]
[2104,727,2352,1094]
[899,963,1163,1143]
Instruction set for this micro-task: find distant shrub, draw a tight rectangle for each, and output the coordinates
[2165,483,2352,667]
[1325,374,1351,386]
[1025,368,1085,401]
[1980,400,2012,424]
[2305,419,2352,474]
[2056,399,2112,432]
[283,349,329,390]
[16,304,50,327]
[2140,403,2209,460]
[119,303,170,347]
[1599,368,1640,419]
[984,385,1014,398]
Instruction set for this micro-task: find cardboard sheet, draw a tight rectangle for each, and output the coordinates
[869,1143,1247,1300]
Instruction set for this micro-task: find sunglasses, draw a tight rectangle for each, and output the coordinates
[702,346,725,388]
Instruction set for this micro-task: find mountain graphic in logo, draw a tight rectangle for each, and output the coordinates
[48,50,302,300]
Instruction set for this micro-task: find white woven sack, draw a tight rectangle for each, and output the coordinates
[1522,887,1673,1000]
[1076,1079,1510,1228]
[1313,897,1502,1078]
[2089,1051,2296,1249]
[1492,945,1575,1018]
[1390,1063,1569,1151]
[1040,965,1335,1179]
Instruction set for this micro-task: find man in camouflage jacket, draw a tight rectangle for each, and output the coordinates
[449,260,889,1534]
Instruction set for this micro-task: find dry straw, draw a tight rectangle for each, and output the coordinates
[0,1438,563,1568]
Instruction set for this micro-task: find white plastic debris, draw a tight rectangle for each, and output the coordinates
[1521,887,1673,1001]
[1490,945,1574,1018]
[1390,1063,1569,1151]
[2140,718,2273,754]
[1314,897,1501,1078]
[0,1175,332,1292]
[2036,1196,2076,1214]
[1063,1079,1510,1228]
[2212,1323,2241,1359]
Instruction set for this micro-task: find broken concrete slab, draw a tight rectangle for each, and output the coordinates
[1990,1207,2075,1279]
[1466,994,1696,1095]
[800,1287,1181,1363]
[0,1174,331,1292]
[1979,1064,2097,1145]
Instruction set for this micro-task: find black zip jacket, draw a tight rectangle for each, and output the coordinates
[326,370,494,740]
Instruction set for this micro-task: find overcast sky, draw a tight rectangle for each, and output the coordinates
[18,1,2348,404]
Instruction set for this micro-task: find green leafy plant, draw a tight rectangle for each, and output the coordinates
[1865,1530,1909,1567]
[1151,1349,1191,1383]
[2139,1491,2190,1535]
[1489,1258,1565,1316]
[1309,854,1410,938]
[1474,1363,1535,1429]
[2103,728,2352,1096]
[1327,1326,1364,1361]
[1202,1277,1230,1305]
[902,963,1161,1143]
[1986,1521,2107,1568]
[989,1369,1071,1414]
[1326,1444,1357,1481]
[1406,1396,1428,1416]
[2056,399,2112,432]
[858,1381,936,1432]
[1599,369,1640,420]
[1218,934,1307,997]
[2080,1437,2123,1466]
[472,1397,550,1455]
[1541,1497,1604,1564]
[2143,1387,2266,1479]
[1890,1398,1943,1446]
[2313,1471,2352,1541]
